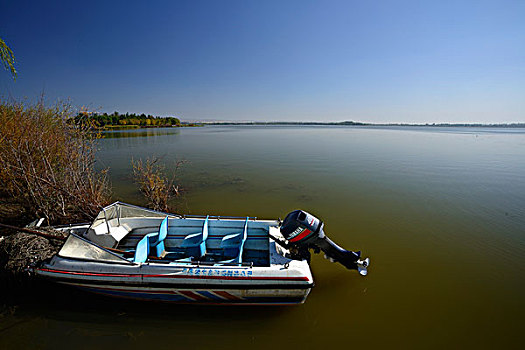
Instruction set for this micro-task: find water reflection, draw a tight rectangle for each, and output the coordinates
[101,127,181,139]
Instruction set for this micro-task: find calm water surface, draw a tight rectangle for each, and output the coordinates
[2,126,524,349]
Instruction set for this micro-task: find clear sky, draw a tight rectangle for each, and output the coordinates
[1,0,524,123]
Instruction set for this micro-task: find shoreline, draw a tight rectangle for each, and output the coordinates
[198,121,525,128]
[99,123,204,130]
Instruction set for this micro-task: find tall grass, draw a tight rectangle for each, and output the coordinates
[0,99,111,224]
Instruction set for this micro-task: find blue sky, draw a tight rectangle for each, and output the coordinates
[1,0,524,123]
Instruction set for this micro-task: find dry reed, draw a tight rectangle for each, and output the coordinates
[131,157,183,212]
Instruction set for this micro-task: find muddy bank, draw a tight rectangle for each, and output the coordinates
[0,227,66,288]
[0,197,65,281]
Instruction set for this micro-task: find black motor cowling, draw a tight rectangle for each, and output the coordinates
[280,210,369,275]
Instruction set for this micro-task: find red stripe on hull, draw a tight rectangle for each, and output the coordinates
[37,268,310,282]
[179,290,207,301]
[213,291,239,301]
[65,284,177,295]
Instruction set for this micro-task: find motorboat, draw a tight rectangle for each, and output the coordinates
[34,202,369,305]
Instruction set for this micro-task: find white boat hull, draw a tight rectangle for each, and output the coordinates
[36,258,313,305]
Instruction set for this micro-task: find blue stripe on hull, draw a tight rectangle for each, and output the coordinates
[197,290,223,301]
[75,286,304,304]
[81,286,190,302]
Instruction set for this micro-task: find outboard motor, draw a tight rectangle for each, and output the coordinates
[280,210,370,276]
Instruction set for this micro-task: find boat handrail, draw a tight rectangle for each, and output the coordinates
[181,214,258,220]
[151,259,254,267]
[194,260,254,267]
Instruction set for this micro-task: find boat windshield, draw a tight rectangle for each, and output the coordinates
[91,202,169,229]
[58,233,132,264]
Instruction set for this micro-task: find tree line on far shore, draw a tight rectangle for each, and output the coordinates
[73,111,181,128]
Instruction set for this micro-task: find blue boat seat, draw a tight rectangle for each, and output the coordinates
[132,235,150,263]
[153,216,169,257]
[167,216,209,261]
[218,217,248,264]
[132,216,169,263]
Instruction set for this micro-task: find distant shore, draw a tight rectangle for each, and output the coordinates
[196,121,525,128]
[78,112,523,129]
[74,112,203,130]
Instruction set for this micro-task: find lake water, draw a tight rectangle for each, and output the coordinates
[1,126,524,349]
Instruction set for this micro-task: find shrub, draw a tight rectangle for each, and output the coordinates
[131,157,183,212]
[0,98,111,224]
